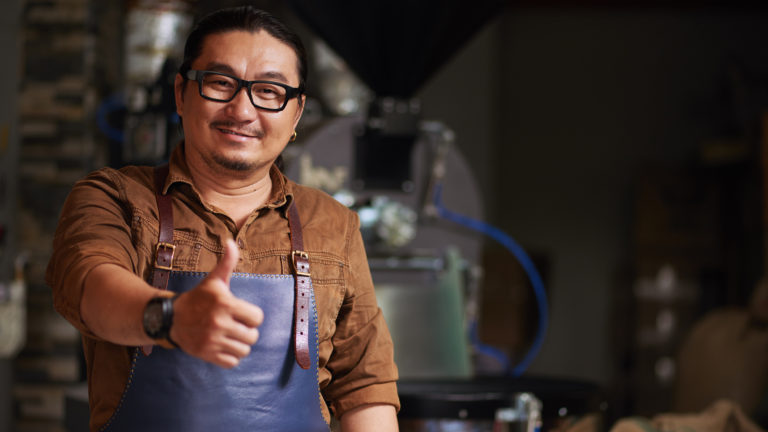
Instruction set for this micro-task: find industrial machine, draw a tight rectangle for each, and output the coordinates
[283,0,548,379]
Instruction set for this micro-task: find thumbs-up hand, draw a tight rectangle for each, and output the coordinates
[170,239,264,368]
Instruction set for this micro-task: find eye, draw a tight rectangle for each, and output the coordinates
[212,79,235,88]
[254,86,276,95]
[203,75,236,89]
[251,83,285,99]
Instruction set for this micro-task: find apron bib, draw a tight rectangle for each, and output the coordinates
[102,272,328,431]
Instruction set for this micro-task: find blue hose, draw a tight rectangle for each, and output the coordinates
[96,94,126,143]
[432,183,549,377]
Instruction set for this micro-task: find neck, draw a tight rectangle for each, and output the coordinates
[186,153,274,229]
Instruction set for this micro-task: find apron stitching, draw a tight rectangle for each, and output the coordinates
[99,347,141,431]
[310,281,328,428]
[170,271,293,279]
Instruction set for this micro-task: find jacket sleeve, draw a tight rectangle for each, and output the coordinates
[45,168,140,339]
[322,210,400,417]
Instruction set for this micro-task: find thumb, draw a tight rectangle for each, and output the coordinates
[209,238,239,286]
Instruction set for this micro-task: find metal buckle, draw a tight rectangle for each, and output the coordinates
[154,242,176,271]
[291,250,310,277]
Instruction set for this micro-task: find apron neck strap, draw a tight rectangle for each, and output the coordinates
[143,164,174,355]
[287,201,312,370]
[151,164,174,291]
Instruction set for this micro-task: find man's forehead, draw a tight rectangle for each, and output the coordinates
[194,30,299,81]
[197,30,297,62]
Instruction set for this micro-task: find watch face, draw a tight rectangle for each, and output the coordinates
[143,300,165,338]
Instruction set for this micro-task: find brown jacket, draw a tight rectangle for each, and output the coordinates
[46,144,399,429]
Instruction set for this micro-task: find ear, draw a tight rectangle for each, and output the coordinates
[174,73,186,118]
[291,95,306,130]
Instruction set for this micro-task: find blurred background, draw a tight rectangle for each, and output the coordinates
[2,0,768,431]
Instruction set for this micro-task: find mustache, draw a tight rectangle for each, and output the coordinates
[210,121,265,139]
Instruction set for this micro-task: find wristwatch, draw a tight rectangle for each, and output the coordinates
[143,295,177,342]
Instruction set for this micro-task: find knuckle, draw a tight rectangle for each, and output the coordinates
[195,334,217,353]
[210,315,229,330]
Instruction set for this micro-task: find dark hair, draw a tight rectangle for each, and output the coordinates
[179,6,307,94]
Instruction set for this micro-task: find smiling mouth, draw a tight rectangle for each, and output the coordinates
[219,128,257,138]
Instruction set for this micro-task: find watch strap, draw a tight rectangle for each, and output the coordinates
[143,295,178,343]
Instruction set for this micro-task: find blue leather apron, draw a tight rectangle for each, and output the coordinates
[101,165,329,431]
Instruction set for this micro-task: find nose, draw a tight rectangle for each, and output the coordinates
[224,86,258,121]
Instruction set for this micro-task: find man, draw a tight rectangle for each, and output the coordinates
[46,6,399,431]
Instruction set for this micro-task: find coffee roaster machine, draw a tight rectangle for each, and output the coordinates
[284,0,533,377]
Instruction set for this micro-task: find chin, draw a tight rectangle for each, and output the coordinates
[211,153,259,172]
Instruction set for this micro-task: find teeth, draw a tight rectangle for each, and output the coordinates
[222,129,248,137]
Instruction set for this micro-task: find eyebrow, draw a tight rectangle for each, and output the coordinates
[202,62,291,84]
[203,62,237,76]
[259,70,290,83]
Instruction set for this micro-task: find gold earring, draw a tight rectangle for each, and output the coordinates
[290,131,297,142]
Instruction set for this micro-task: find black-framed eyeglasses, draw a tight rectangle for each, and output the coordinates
[185,69,304,112]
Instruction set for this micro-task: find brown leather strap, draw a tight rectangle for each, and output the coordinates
[151,164,175,289]
[143,164,175,355]
[288,201,312,370]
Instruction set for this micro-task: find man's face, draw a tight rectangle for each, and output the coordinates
[174,30,304,176]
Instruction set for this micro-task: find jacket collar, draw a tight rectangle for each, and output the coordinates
[164,142,292,211]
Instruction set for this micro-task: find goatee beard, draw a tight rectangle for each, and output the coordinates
[211,154,257,172]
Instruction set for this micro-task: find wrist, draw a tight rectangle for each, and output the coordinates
[142,294,179,346]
